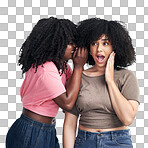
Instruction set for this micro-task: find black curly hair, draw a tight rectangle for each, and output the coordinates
[76,18,136,69]
[18,17,77,74]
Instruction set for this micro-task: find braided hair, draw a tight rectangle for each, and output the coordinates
[18,17,77,74]
[76,18,136,69]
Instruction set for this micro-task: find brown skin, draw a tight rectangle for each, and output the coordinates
[53,46,88,111]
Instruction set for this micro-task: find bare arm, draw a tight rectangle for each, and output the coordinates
[63,112,78,148]
[105,52,139,126]
[53,48,88,111]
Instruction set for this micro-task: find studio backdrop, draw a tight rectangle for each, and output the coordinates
[0,0,148,148]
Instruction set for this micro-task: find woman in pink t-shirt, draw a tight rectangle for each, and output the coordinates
[6,17,87,148]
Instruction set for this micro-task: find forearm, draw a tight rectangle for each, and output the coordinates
[63,112,77,148]
[107,81,136,126]
[63,124,76,148]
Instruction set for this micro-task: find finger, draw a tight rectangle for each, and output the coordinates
[112,52,115,61]
[107,52,114,66]
[111,52,115,62]
[72,47,78,58]
[82,47,88,58]
[107,53,112,63]
[85,48,88,58]
[77,47,81,56]
[111,51,114,57]
[81,47,85,56]
[109,52,115,67]
[109,51,115,61]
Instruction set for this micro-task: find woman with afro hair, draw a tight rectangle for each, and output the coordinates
[63,18,140,148]
[6,17,87,148]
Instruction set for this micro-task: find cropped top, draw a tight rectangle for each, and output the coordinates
[20,61,72,117]
[69,69,139,129]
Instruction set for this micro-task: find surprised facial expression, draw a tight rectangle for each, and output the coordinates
[90,35,113,68]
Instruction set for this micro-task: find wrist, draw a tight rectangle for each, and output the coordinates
[73,65,83,70]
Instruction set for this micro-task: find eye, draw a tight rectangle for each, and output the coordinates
[103,42,109,45]
[91,42,98,46]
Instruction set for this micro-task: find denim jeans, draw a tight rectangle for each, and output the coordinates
[6,114,60,148]
[74,129,133,148]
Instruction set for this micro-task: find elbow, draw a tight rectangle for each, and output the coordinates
[122,117,134,126]
[63,103,73,111]
[63,96,75,111]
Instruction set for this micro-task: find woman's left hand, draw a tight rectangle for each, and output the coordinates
[105,51,115,84]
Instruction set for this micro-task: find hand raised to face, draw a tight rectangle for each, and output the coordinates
[105,51,116,84]
[72,47,88,69]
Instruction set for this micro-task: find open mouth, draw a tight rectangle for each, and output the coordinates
[97,55,105,63]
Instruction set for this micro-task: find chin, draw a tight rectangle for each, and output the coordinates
[95,61,106,67]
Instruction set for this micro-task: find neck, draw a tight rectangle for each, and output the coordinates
[93,65,106,75]
[83,65,106,77]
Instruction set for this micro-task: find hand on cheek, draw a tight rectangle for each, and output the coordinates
[105,51,115,84]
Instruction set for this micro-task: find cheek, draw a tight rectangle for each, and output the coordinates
[106,47,113,55]
[90,48,95,55]
[110,46,113,52]
[65,50,71,56]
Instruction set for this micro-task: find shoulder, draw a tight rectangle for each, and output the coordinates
[33,61,60,78]
[114,68,138,86]
[114,68,136,79]
[42,61,58,71]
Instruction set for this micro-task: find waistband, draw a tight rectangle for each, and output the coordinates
[77,128,130,138]
[20,113,56,130]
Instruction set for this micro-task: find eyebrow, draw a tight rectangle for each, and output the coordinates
[101,39,109,41]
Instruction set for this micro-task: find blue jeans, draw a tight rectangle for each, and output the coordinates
[6,114,60,148]
[74,129,133,148]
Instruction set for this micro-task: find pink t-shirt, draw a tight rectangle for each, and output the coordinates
[20,61,72,117]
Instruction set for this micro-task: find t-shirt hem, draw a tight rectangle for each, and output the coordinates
[79,123,124,129]
[23,106,58,117]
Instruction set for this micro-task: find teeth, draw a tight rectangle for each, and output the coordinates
[97,55,104,58]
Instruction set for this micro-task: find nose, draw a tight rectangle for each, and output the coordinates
[97,47,103,52]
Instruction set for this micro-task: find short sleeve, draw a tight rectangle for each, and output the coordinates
[120,70,140,104]
[21,61,67,106]
[41,70,66,99]
[66,63,73,80]
[67,102,79,117]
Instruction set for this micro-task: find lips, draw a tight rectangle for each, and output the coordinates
[96,55,105,63]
